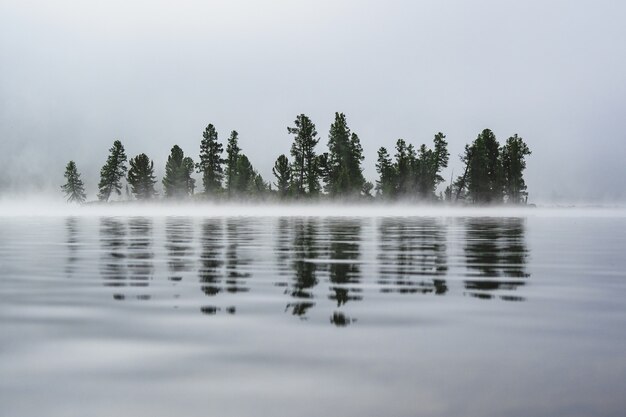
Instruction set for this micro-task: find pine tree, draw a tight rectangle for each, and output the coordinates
[272,154,292,198]
[196,124,224,195]
[501,134,531,204]
[459,129,503,204]
[225,130,241,196]
[288,114,319,196]
[375,147,396,198]
[127,153,157,200]
[183,157,196,196]
[323,113,366,197]
[163,145,194,198]
[411,133,449,200]
[61,160,87,203]
[97,140,127,202]
[394,139,415,196]
[234,154,256,193]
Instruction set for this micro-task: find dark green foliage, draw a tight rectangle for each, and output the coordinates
[375,134,449,200]
[375,147,396,198]
[362,181,374,197]
[288,114,319,196]
[252,173,269,197]
[225,130,241,196]
[183,156,196,195]
[272,154,291,198]
[501,134,531,204]
[324,113,366,197]
[234,154,255,193]
[97,140,127,202]
[61,160,86,203]
[127,153,156,200]
[163,145,195,198]
[459,129,503,204]
[196,124,225,194]
[394,139,415,195]
[412,133,450,199]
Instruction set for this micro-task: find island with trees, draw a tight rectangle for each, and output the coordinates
[61,113,531,205]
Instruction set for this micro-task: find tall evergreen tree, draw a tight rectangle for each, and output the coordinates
[458,129,503,203]
[501,134,531,204]
[411,132,450,199]
[183,156,196,196]
[225,130,241,196]
[127,153,157,200]
[323,113,366,197]
[97,140,127,202]
[272,154,292,198]
[196,124,224,195]
[163,145,195,198]
[61,160,87,203]
[288,114,319,196]
[234,154,256,193]
[394,139,416,196]
[375,147,396,198]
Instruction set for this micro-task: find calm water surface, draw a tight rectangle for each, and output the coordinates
[1,214,625,416]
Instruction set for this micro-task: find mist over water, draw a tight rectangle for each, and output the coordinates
[1,211,626,416]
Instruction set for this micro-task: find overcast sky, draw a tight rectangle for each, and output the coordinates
[1,0,625,202]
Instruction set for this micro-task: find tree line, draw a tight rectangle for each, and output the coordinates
[61,113,531,205]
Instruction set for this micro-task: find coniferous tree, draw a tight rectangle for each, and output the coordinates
[163,145,194,198]
[252,173,269,197]
[362,181,374,198]
[394,139,416,196]
[411,133,450,199]
[376,147,396,198]
[324,113,366,197]
[501,134,531,204]
[61,160,87,203]
[234,154,256,193]
[272,154,292,198]
[196,124,224,195]
[183,157,196,196]
[127,153,157,200]
[458,129,503,204]
[288,114,319,196]
[97,140,127,202]
[225,130,241,196]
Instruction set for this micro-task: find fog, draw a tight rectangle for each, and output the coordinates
[1,197,625,218]
[1,0,625,204]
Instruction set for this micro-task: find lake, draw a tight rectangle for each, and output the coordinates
[1,207,625,416]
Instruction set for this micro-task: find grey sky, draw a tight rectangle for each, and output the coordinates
[1,0,625,202]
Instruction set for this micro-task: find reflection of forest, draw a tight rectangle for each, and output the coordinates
[91,215,532,323]
[100,218,127,292]
[224,218,252,293]
[198,219,223,297]
[98,217,153,301]
[463,218,529,301]
[285,218,320,318]
[378,218,448,295]
[327,218,363,307]
[165,217,194,282]
[65,217,79,276]
[127,217,153,290]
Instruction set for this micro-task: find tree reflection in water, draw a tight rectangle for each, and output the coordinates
[327,218,362,326]
[463,217,529,301]
[99,218,127,297]
[378,217,448,295]
[65,217,79,277]
[285,218,320,318]
[224,218,252,294]
[92,215,531,324]
[199,218,223,297]
[165,217,194,283]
